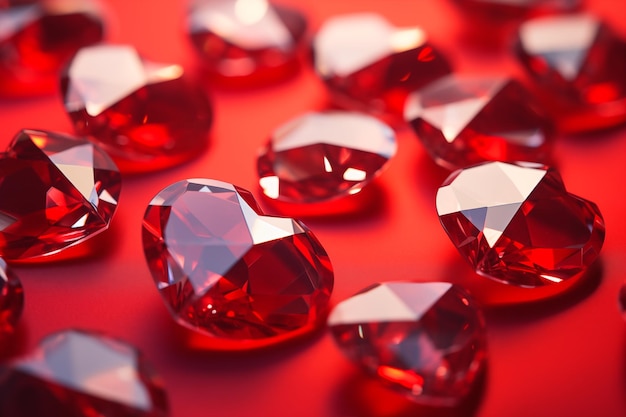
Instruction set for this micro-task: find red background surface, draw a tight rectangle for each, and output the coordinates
[1,1,626,416]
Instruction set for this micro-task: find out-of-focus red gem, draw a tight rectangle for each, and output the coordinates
[620,282,626,319]
[257,111,397,203]
[0,129,121,260]
[142,179,334,350]
[0,330,169,417]
[437,162,605,287]
[404,75,553,170]
[329,282,487,406]
[313,13,451,116]
[61,44,213,173]
[516,14,626,132]
[0,0,104,96]
[454,0,580,16]
[187,0,307,86]
[0,259,23,334]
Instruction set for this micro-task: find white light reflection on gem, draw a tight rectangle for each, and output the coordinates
[259,176,280,199]
[343,168,367,181]
[389,28,426,53]
[234,0,269,25]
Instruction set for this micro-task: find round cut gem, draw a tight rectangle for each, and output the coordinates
[0,0,104,96]
[187,0,307,85]
[436,162,605,287]
[142,179,334,349]
[257,111,397,203]
[329,282,487,406]
[0,259,23,334]
[0,129,121,260]
[404,75,553,170]
[516,14,626,132]
[0,330,169,416]
[61,44,214,172]
[313,13,451,115]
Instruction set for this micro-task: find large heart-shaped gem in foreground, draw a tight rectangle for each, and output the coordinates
[0,129,121,260]
[142,179,334,349]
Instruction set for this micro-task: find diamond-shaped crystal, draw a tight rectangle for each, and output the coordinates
[313,13,451,115]
[436,162,605,287]
[329,282,487,406]
[516,14,626,132]
[0,0,104,96]
[404,75,553,170]
[257,111,396,202]
[142,179,333,349]
[187,0,307,85]
[0,259,23,334]
[0,129,121,260]
[0,330,168,416]
[61,44,214,172]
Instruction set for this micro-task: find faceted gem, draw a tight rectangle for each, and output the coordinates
[313,13,451,115]
[61,44,213,173]
[257,111,397,203]
[516,14,626,132]
[436,162,605,287]
[328,282,487,406]
[0,330,169,417]
[0,129,121,260]
[187,0,307,85]
[404,75,553,170]
[0,0,105,96]
[142,179,333,349]
[0,259,23,334]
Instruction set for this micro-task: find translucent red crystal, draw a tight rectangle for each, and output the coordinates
[0,330,169,416]
[61,44,213,172]
[436,162,605,287]
[257,111,397,202]
[0,0,104,96]
[516,14,626,132]
[142,179,334,349]
[0,129,121,260]
[313,13,451,115]
[329,282,487,406]
[404,75,553,170]
[0,259,23,334]
[187,0,307,85]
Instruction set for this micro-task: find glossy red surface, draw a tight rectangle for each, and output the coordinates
[0,1,625,417]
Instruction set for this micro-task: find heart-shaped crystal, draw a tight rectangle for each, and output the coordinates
[142,179,334,349]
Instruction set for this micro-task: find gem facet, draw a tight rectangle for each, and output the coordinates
[436,162,605,287]
[61,44,213,172]
[454,0,580,15]
[0,259,23,334]
[0,330,169,416]
[187,0,307,85]
[0,129,121,260]
[142,179,334,349]
[0,0,105,96]
[329,282,487,406]
[516,14,626,132]
[404,75,553,170]
[257,111,397,203]
[313,13,451,115]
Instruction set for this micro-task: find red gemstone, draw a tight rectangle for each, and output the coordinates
[0,330,168,416]
[142,179,334,349]
[187,0,307,86]
[0,259,23,334]
[436,162,605,287]
[0,129,121,260]
[329,282,487,406]
[454,0,579,16]
[516,14,626,132]
[61,44,213,172]
[257,111,397,202]
[404,75,553,170]
[313,13,451,115]
[0,0,104,96]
